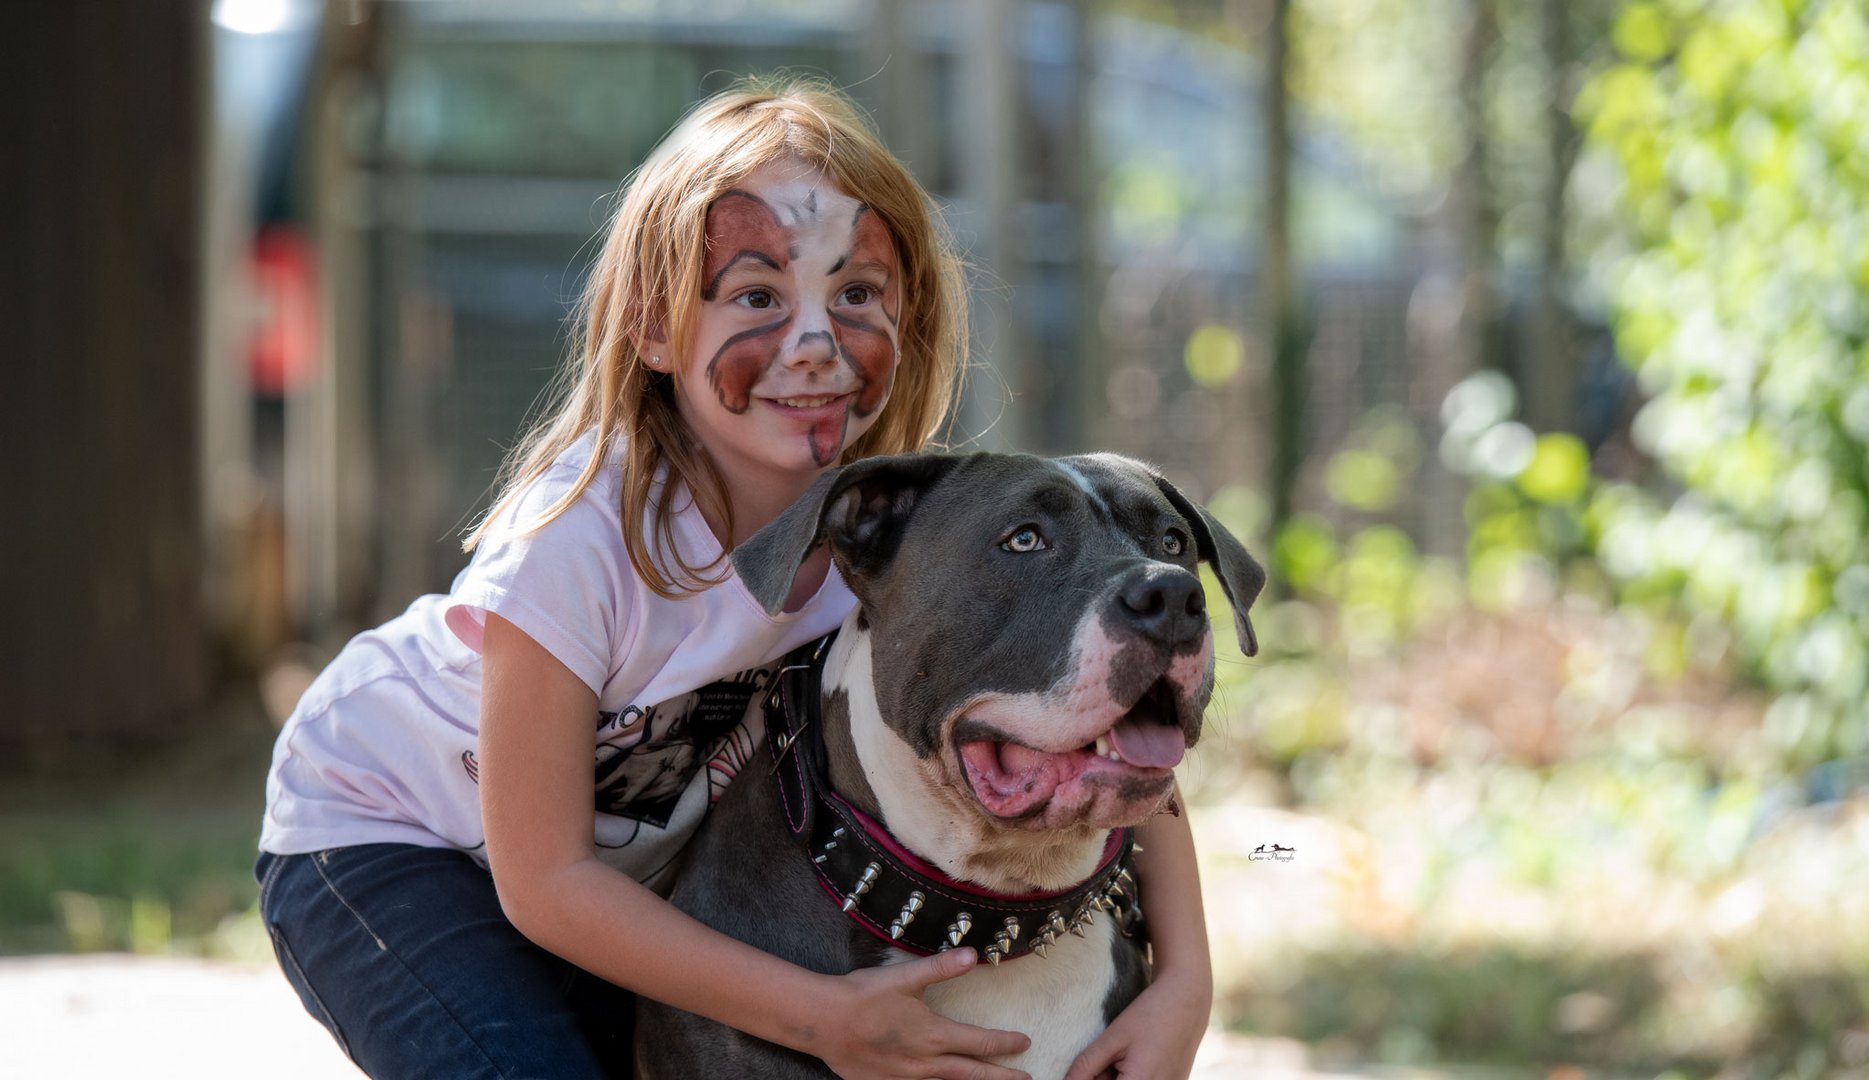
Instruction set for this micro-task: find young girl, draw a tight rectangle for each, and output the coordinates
[257,77,1213,1080]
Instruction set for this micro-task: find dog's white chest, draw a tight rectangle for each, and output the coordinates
[910,917,1118,1080]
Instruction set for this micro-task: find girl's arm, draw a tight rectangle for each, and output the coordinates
[1063,797,1214,1080]
[478,613,1032,1080]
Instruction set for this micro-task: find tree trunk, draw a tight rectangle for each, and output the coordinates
[1418,0,1500,557]
[1524,0,1579,434]
[1455,0,1499,382]
[957,0,1026,450]
[1262,0,1303,536]
[0,0,209,752]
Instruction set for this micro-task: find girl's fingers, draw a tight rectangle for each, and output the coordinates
[868,948,1031,1069]
[1061,1029,1121,1080]
[895,946,979,989]
[933,1015,1031,1060]
[925,1054,1033,1080]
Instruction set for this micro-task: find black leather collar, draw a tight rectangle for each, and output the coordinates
[764,633,1142,965]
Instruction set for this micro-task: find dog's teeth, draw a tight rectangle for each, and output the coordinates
[1093,736,1111,758]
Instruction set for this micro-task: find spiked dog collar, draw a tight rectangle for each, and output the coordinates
[764,634,1142,965]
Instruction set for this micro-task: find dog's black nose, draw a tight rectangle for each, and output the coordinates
[1115,567,1207,650]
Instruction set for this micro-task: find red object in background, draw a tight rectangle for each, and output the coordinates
[247,226,320,397]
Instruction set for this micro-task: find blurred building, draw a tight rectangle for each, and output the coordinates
[228,0,1432,648]
[8,0,1477,746]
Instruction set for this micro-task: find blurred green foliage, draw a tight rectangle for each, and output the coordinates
[1194,5,1869,1058]
[1185,323,1247,388]
[0,808,264,959]
[1576,0,1869,763]
[0,701,274,959]
[1291,0,1464,206]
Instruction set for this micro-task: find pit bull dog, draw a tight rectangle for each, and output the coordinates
[635,451,1264,1079]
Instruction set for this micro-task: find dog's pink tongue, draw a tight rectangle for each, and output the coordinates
[1110,719,1187,769]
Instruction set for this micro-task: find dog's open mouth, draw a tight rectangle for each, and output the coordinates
[955,677,1185,820]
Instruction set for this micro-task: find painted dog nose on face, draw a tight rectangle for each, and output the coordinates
[785,329,838,371]
[1114,566,1208,650]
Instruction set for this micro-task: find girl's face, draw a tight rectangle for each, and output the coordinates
[674,159,902,487]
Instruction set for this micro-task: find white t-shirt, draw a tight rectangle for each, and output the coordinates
[260,432,853,891]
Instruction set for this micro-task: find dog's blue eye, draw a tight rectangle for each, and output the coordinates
[1163,530,1187,556]
[1003,526,1047,553]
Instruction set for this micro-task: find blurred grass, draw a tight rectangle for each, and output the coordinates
[1192,577,1869,1076]
[0,687,276,959]
[1225,943,1672,1071]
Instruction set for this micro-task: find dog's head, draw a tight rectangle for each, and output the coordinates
[735,452,1264,835]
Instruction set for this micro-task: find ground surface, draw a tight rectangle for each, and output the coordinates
[0,953,1370,1079]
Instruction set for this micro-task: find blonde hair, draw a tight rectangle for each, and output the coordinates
[465,75,969,596]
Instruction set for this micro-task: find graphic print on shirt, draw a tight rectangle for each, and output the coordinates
[705,721,761,805]
[589,664,773,838]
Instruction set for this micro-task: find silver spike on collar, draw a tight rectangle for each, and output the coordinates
[765,633,1144,962]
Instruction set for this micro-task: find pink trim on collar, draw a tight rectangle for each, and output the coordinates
[826,790,1124,903]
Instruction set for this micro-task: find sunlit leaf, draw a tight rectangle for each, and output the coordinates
[1275,515,1341,595]
[1184,323,1245,388]
[1325,450,1401,512]
[1517,434,1593,505]
[1612,3,1673,63]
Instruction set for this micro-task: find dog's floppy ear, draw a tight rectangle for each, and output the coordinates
[1150,472,1267,657]
[732,453,966,615]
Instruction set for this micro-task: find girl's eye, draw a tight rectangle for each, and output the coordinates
[1002,526,1047,553]
[841,284,875,306]
[738,289,777,310]
[1163,529,1187,557]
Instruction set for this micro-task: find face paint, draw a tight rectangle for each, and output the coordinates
[676,161,905,489]
[701,191,790,301]
[706,317,790,415]
[828,206,900,419]
[702,192,793,414]
[807,415,844,467]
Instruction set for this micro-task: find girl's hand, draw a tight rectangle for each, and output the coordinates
[1062,968,1212,1080]
[814,947,1033,1080]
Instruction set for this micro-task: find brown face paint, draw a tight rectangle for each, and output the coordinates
[828,206,901,419]
[702,190,790,300]
[706,316,791,414]
[808,415,847,467]
[702,191,793,413]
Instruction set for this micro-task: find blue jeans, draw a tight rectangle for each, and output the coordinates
[256,844,636,1078]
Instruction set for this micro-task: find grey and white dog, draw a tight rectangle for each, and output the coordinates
[635,451,1264,1079]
